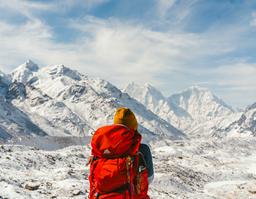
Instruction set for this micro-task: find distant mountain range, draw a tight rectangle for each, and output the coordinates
[0,60,255,142]
[125,83,235,132]
[0,60,183,142]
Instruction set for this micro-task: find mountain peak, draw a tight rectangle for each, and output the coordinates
[11,60,39,83]
[124,82,193,130]
[144,82,154,89]
[14,60,39,73]
[125,82,165,102]
[247,102,256,111]
[169,86,234,122]
[25,59,38,69]
[44,64,82,81]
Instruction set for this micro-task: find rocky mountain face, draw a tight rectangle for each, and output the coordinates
[0,61,184,142]
[217,103,256,136]
[0,60,255,141]
[125,83,238,133]
[0,96,47,141]
[168,86,234,123]
[11,60,39,84]
[125,83,256,138]
[125,83,193,130]
[0,71,46,141]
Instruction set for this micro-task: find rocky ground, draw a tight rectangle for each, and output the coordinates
[1,137,256,199]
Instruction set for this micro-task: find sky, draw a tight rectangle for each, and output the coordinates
[0,0,255,108]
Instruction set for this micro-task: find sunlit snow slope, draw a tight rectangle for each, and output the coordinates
[0,61,184,142]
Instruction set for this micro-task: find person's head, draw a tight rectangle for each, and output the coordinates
[113,107,138,131]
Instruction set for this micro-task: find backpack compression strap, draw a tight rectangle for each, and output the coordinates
[126,156,133,198]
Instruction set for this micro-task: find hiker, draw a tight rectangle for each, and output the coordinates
[88,107,154,199]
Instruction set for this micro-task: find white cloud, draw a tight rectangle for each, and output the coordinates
[82,0,110,8]
[68,17,222,85]
[0,17,186,75]
[0,0,109,21]
[0,4,255,108]
[0,20,51,67]
[250,11,256,27]
[156,0,176,17]
[187,62,256,107]
[210,63,256,89]
[0,0,55,19]
[0,16,245,84]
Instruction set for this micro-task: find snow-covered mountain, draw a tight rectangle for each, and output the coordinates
[218,102,256,137]
[0,72,8,97]
[187,102,255,138]
[11,60,39,84]
[124,83,236,133]
[1,60,255,141]
[1,61,256,199]
[125,82,193,130]
[187,112,242,138]
[0,70,10,85]
[0,96,47,141]
[1,71,46,141]
[0,61,184,142]
[168,86,235,124]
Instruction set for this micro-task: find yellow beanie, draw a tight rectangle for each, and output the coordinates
[114,107,138,130]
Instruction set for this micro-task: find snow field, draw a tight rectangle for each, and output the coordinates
[1,137,256,198]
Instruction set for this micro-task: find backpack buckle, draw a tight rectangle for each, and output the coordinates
[95,192,100,198]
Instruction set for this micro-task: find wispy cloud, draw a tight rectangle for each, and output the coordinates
[0,0,255,107]
[0,0,55,20]
[250,11,256,27]
[155,0,177,17]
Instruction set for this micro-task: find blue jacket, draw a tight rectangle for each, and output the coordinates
[139,143,154,184]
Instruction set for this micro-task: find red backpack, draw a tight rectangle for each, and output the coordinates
[89,124,150,199]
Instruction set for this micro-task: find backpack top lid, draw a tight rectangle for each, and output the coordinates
[91,124,142,158]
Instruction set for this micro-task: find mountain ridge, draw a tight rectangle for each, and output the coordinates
[0,61,185,142]
[0,60,255,141]
[125,82,193,131]
[168,85,235,123]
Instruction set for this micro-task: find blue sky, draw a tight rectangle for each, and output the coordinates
[0,0,255,108]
